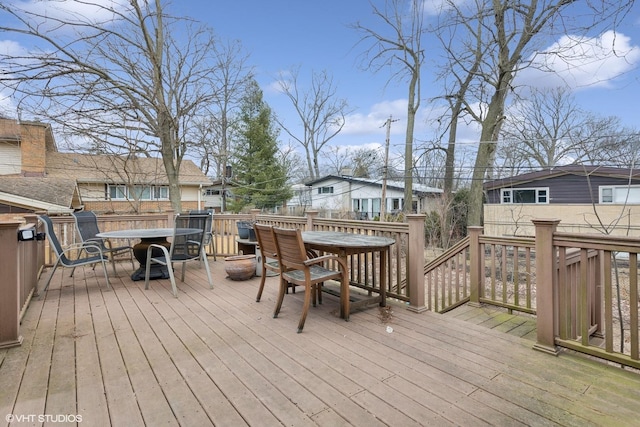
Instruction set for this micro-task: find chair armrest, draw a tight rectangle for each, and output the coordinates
[303,254,348,272]
[147,243,171,262]
[62,242,105,258]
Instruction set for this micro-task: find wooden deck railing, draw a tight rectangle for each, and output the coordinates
[423,236,472,312]
[255,211,421,305]
[0,214,42,349]
[15,210,639,369]
[424,229,536,314]
[536,221,640,369]
[426,220,640,369]
[39,210,425,310]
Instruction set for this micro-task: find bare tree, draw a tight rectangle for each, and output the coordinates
[352,147,385,178]
[190,40,253,179]
[277,67,349,180]
[0,0,226,211]
[352,0,426,213]
[320,146,354,177]
[496,87,639,176]
[443,0,636,226]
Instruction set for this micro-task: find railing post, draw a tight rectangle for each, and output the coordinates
[18,214,40,314]
[306,210,319,231]
[166,209,175,228]
[532,218,561,355]
[468,226,483,307]
[0,221,23,348]
[406,214,427,313]
[250,209,261,222]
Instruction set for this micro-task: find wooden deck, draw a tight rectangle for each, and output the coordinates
[2,259,640,427]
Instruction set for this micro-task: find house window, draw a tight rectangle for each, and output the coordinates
[501,188,549,204]
[204,189,220,196]
[154,187,169,200]
[107,184,169,201]
[600,186,640,204]
[352,198,370,212]
[318,186,334,194]
[109,185,127,200]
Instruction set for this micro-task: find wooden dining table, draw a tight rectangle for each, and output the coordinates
[301,231,395,318]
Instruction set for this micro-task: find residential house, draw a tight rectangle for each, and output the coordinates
[285,183,312,216]
[483,165,640,236]
[202,179,223,212]
[304,174,443,219]
[0,118,211,216]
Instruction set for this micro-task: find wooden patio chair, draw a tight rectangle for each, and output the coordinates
[72,211,135,276]
[144,213,213,297]
[38,214,111,294]
[271,227,348,333]
[254,223,285,302]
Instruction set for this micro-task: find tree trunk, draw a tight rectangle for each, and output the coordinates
[404,71,419,213]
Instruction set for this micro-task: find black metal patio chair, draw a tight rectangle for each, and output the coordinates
[144,213,213,297]
[189,209,216,261]
[38,214,111,294]
[72,211,135,276]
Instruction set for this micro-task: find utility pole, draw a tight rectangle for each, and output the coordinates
[380,115,398,219]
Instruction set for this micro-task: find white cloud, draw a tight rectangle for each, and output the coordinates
[518,31,640,90]
[342,99,408,136]
[7,0,130,33]
[0,40,26,56]
[422,0,469,16]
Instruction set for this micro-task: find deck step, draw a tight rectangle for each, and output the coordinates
[443,303,538,341]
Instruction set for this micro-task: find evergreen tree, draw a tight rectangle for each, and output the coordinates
[228,80,292,212]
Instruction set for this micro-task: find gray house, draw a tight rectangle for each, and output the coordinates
[483,165,640,236]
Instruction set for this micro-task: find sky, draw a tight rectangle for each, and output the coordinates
[185,1,640,154]
[2,0,640,167]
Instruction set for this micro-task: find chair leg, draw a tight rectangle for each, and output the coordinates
[256,266,267,302]
[167,264,178,297]
[145,245,176,297]
[202,252,213,289]
[273,276,287,318]
[100,260,111,290]
[40,261,60,295]
[110,257,118,276]
[297,283,313,333]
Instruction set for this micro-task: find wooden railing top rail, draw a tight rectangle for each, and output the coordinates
[423,235,470,274]
[478,235,535,248]
[553,231,640,252]
[313,218,408,234]
[255,214,306,226]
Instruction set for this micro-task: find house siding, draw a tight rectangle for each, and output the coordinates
[486,174,640,204]
[0,143,21,175]
[484,203,640,237]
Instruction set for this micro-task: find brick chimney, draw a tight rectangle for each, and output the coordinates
[19,122,49,176]
[0,118,57,177]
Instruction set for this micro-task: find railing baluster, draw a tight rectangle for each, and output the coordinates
[630,252,638,360]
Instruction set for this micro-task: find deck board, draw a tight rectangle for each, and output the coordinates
[2,259,640,426]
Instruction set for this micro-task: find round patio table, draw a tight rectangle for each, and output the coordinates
[97,228,200,281]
